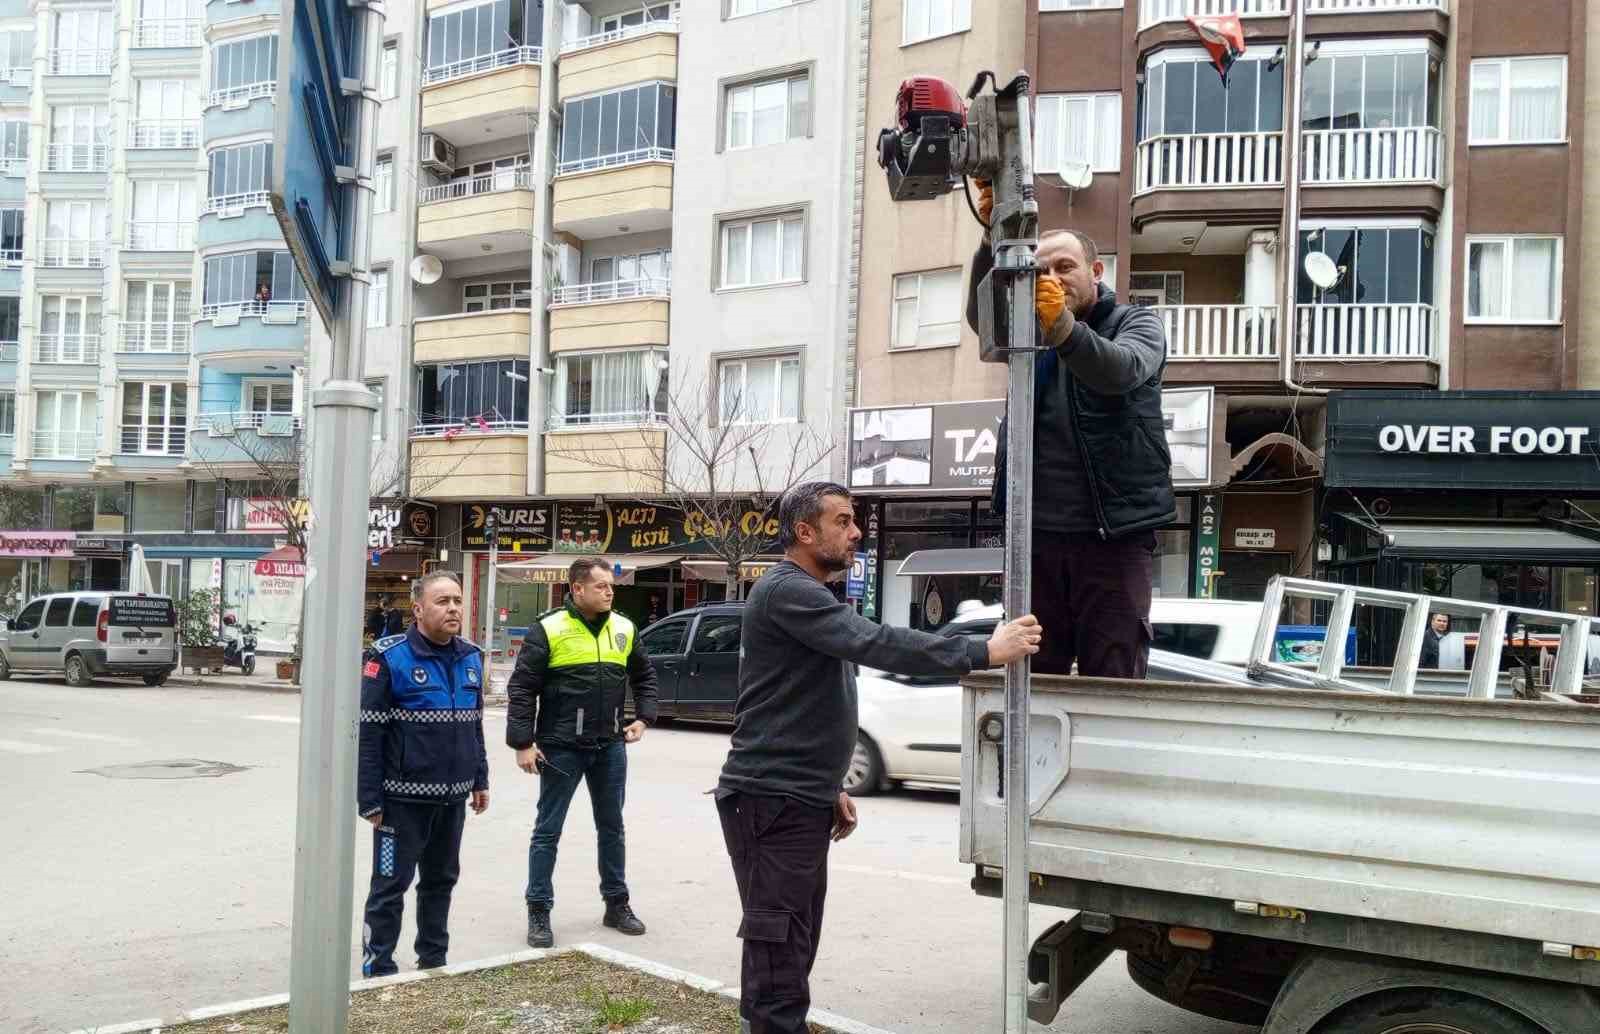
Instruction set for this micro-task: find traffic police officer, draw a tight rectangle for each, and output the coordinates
[357,571,489,977]
[507,556,659,949]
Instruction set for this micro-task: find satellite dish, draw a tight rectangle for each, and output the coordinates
[1304,251,1339,290]
[410,254,444,285]
[1059,161,1094,191]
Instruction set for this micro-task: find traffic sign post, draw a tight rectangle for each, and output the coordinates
[272,0,384,1028]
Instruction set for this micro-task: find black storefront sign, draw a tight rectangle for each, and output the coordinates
[848,400,1002,493]
[1327,391,1600,493]
[463,501,780,556]
[462,502,554,551]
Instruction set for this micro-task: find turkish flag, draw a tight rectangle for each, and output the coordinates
[1188,14,1247,85]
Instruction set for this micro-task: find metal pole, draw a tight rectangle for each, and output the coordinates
[485,515,499,687]
[287,0,383,1027]
[1278,0,1322,396]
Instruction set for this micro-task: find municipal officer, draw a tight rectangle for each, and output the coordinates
[357,571,489,978]
[506,556,659,949]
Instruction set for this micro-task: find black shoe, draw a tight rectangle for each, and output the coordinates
[527,906,554,949]
[603,900,646,936]
[417,959,446,971]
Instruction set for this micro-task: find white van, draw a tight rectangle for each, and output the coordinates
[0,592,178,686]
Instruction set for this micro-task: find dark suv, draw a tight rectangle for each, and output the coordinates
[632,602,746,722]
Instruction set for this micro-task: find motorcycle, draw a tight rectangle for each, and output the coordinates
[221,613,258,676]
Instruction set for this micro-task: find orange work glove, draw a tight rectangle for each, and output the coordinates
[1036,273,1067,330]
[975,179,994,224]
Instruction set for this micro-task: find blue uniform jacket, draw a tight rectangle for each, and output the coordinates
[358,626,489,817]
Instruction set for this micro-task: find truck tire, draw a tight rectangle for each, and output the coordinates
[1314,988,1548,1034]
[844,732,884,796]
[1126,949,1274,1027]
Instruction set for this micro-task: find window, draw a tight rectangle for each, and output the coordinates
[719,355,799,424]
[729,0,798,15]
[380,40,399,99]
[367,380,385,441]
[725,72,810,150]
[211,34,279,100]
[426,0,541,77]
[639,618,688,656]
[207,142,273,206]
[130,181,198,249]
[203,251,306,307]
[902,0,970,45]
[44,201,108,268]
[558,82,677,172]
[132,483,188,532]
[38,296,101,361]
[33,391,95,458]
[0,121,27,169]
[1040,0,1120,8]
[1469,57,1566,145]
[720,211,804,289]
[891,268,961,349]
[1297,225,1435,307]
[0,30,34,75]
[121,382,188,455]
[589,250,670,285]
[374,155,394,213]
[691,613,742,655]
[1129,272,1184,306]
[462,279,532,311]
[247,381,296,414]
[47,105,110,170]
[13,600,44,633]
[51,9,113,70]
[1141,55,1284,139]
[71,597,102,628]
[367,268,390,328]
[136,79,201,121]
[553,350,667,427]
[602,1,675,30]
[0,209,21,261]
[445,153,529,196]
[1036,93,1120,173]
[0,391,14,436]
[125,280,192,352]
[45,597,73,627]
[194,481,217,532]
[413,358,531,430]
[1466,236,1562,323]
[1300,45,1440,132]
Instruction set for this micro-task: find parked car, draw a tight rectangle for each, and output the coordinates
[632,601,747,722]
[0,591,178,687]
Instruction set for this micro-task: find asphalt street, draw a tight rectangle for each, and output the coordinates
[0,677,1253,1034]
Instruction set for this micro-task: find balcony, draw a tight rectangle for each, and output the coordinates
[197,410,303,436]
[47,49,112,76]
[545,426,665,496]
[44,144,110,173]
[40,240,107,269]
[1296,303,1436,361]
[127,222,197,251]
[0,247,19,267]
[1140,0,1284,29]
[1304,0,1448,11]
[553,151,675,239]
[558,20,678,101]
[1157,305,1280,361]
[549,277,670,353]
[201,191,272,217]
[414,309,531,364]
[119,425,187,455]
[0,339,17,361]
[208,81,276,110]
[121,323,192,354]
[0,158,22,177]
[1134,133,1283,194]
[132,19,203,47]
[31,431,98,460]
[35,334,101,365]
[199,299,308,323]
[420,46,541,143]
[407,430,529,499]
[1301,127,1443,187]
[416,170,534,261]
[129,120,201,150]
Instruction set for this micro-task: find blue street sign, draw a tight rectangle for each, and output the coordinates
[371,550,381,567]
[271,0,355,329]
[846,552,866,600]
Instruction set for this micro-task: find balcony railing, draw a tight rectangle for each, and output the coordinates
[412,419,531,438]
[35,334,101,364]
[556,146,674,176]
[1155,305,1280,361]
[0,248,19,267]
[32,431,98,460]
[1305,0,1447,11]
[0,157,22,176]
[1139,0,1284,28]
[200,299,308,323]
[423,45,542,87]
[44,144,111,172]
[561,14,679,54]
[48,49,113,75]
[40,240,107,268]
[198,410,304,436]
[547,410,666,431]
[127,222,197,251]
[1296,303,1436,360]
[419,168,532,204]
[201,191,272,216]
[1301,126,1443,186]
[121,322,192,353]
[0,340,17,361]
[132,19,203,47]
[129,120,200,149]
[551,277,670,305]
[120,425,187,455]
[208,80,276,109]
[0,66,32,86]
[1135,132,1283,194]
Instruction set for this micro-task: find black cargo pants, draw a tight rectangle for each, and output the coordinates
[716,791,833,1034]
[1032,530,1156,678]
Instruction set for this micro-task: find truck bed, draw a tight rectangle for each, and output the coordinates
[960,674,1600,954]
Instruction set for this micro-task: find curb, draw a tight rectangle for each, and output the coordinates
[62,944,900,1034]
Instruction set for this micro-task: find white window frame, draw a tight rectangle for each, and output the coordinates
[552,348,668,428]
[122,381,187,455]
[890,268,962,351]
[1040,0,1120,8]
[1468,56,1567,147]
[726,0,802,18]
[1036,93,1122,174]
[367,268,389,328]
[724,71,810,151]
[719,354,801,425]
[380,39,398,100]
[0,390,14,437]
[718,210,806,290]
[124,279,192,352]
[367,379,385,441]
[1464,234,1563,326]
[374,154,394,213]
[901,0,971,46]
[1128,270,1185,306]
[462,278,532,312]
[245,379,296,414]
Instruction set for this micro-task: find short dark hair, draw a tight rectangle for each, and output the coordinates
[411,571,461,603]
[778,481,852,550]
[1040,228,1099,265]
[568,556,610,587]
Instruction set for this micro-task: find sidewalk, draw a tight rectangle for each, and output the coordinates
[164,670,299,694]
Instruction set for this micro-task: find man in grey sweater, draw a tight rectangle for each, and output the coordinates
[717,481,1042,1034]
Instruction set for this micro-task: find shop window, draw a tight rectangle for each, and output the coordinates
[132,481,188,532]
[194,481,218,532]
[51,486,97,531]
[885,501,971,527]
[0,486,46,529]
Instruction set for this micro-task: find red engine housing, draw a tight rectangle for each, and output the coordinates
[896,76,967,133]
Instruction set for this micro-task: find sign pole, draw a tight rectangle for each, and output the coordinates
[285,0,384,1028]
[485,513,499,688]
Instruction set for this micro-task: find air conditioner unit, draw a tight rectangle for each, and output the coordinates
[421,133,456,175]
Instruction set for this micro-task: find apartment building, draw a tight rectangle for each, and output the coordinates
[852,0,1600,629]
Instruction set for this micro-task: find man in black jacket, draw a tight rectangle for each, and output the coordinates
[969,188,1176,678]
[718,482,1042,1033]
[506,556,659,949]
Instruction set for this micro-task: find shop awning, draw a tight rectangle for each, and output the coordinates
[680,558,782,583]
[896,548,1003,577]
[254,545,306,578]
[1378,523,1600,564]
[496,554,682,586]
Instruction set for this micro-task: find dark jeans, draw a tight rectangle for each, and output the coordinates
[1032,530,1156,678]
[361,798,466,977]
[716,792,833,1034]
[525,740,629,911]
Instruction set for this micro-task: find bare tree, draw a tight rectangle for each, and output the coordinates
[545,372,835,600]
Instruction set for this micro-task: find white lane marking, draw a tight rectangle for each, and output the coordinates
[831,863,968,886]
[0,738,63,755]
[29,727,139,745]
[246,714,300,724]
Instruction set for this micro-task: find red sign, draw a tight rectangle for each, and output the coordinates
[0,531,76,558]
[254,545,306,578]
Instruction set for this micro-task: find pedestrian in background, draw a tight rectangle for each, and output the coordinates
[385,596,406,636]
[356,572,489,977]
